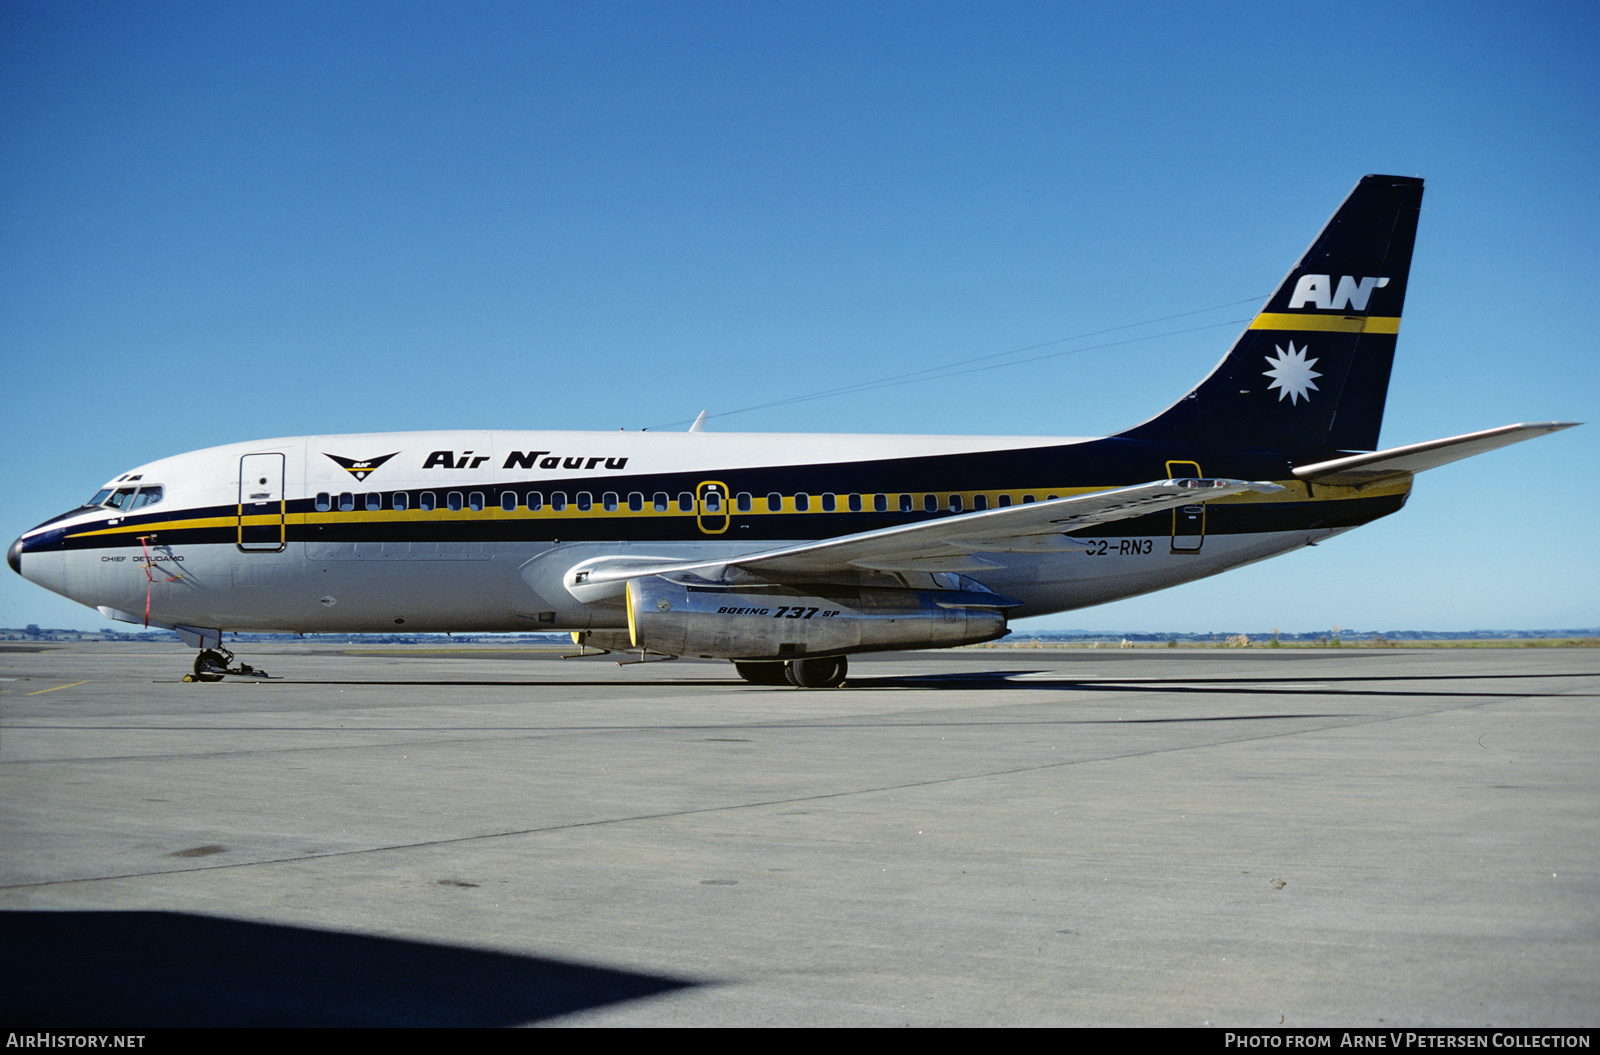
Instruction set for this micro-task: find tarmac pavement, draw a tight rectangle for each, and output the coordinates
[1,642,1595,1027]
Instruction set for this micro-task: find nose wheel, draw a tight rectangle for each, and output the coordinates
[184,647,274,683]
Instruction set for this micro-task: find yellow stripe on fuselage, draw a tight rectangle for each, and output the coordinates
[56,476,1413,545]
[68,515,240,539]
[1250,313,1401,334]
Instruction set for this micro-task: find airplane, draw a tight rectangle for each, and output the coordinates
[7,175,1577,687]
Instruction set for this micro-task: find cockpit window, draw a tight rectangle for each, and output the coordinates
[127,486,164,510]
[85,485,163,511]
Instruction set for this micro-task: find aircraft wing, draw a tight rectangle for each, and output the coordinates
[565,478,1283,601]
[1293,422,1578,486]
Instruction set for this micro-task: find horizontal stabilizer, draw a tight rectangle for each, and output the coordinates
[1293,422,1578,485]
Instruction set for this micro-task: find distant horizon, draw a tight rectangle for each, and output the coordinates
[7,625,1597,642]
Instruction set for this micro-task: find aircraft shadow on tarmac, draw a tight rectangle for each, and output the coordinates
[1,910,698,1027]
[846,669,1600,699]
[231,666,1599,700]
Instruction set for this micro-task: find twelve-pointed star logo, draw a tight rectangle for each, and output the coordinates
[1262,341,1321,405]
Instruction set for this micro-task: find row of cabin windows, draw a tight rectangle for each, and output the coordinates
[313,490,1062,514]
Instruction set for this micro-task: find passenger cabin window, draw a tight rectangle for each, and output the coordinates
[315,492,332,512]
[923,494,937,513]
[603,492,618,511]
[447,492,463,512]
[736,493,752,513]
[653,492,670,512]
[899,494,913,512]
[468,492,485,512]
[628,493,644,512]
[973,495,987,512]
[821,493,836,512]
[419,492,436,511]
[848,494,863,513]
[767,493,782,512]
[550,492,566,511]
[1022,495,1035,504]
[366,493,382,511]
[392,492,409,511]
[703,492,721,513]
[949,495,963,512]
[339,492,355,511]
[526,492,543,511]
[501,492,518,512]
[795,493,810,512]
[998,494,1012,507]
[576,492,592,511]
[677,493,694,512]
[873,494,886,513]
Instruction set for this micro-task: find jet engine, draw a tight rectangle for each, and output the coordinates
[616,575,1011,660]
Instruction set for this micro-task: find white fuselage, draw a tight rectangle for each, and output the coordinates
[14,428,1389,639]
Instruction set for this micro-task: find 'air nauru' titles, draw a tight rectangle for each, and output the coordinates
[421,450,630,471]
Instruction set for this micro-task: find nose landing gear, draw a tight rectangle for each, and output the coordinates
[184,647,274,683]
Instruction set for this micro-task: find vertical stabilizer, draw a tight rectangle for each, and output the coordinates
[1121,175,1424,452]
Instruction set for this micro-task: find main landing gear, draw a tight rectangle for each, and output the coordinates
[184,647,274,683]
[733,655,849,689]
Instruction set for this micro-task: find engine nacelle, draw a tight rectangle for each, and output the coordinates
[623,576,1009,660]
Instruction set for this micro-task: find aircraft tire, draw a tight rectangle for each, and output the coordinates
[733,661,789,685]
[785,655,848,689]
[194,649,229,679]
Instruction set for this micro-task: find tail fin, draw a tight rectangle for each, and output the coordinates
[1121,175,1424,452]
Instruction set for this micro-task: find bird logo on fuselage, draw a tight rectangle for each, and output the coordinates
[323,452,400,481]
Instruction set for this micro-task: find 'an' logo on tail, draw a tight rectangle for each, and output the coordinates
[1288,275,1390,311]
[324,452,399,482]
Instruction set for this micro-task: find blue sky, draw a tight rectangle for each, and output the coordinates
[2,0,1596,634]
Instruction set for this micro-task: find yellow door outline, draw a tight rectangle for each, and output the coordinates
[696,480,730,534]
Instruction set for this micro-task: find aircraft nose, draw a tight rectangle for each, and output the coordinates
[7,536,21,575]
